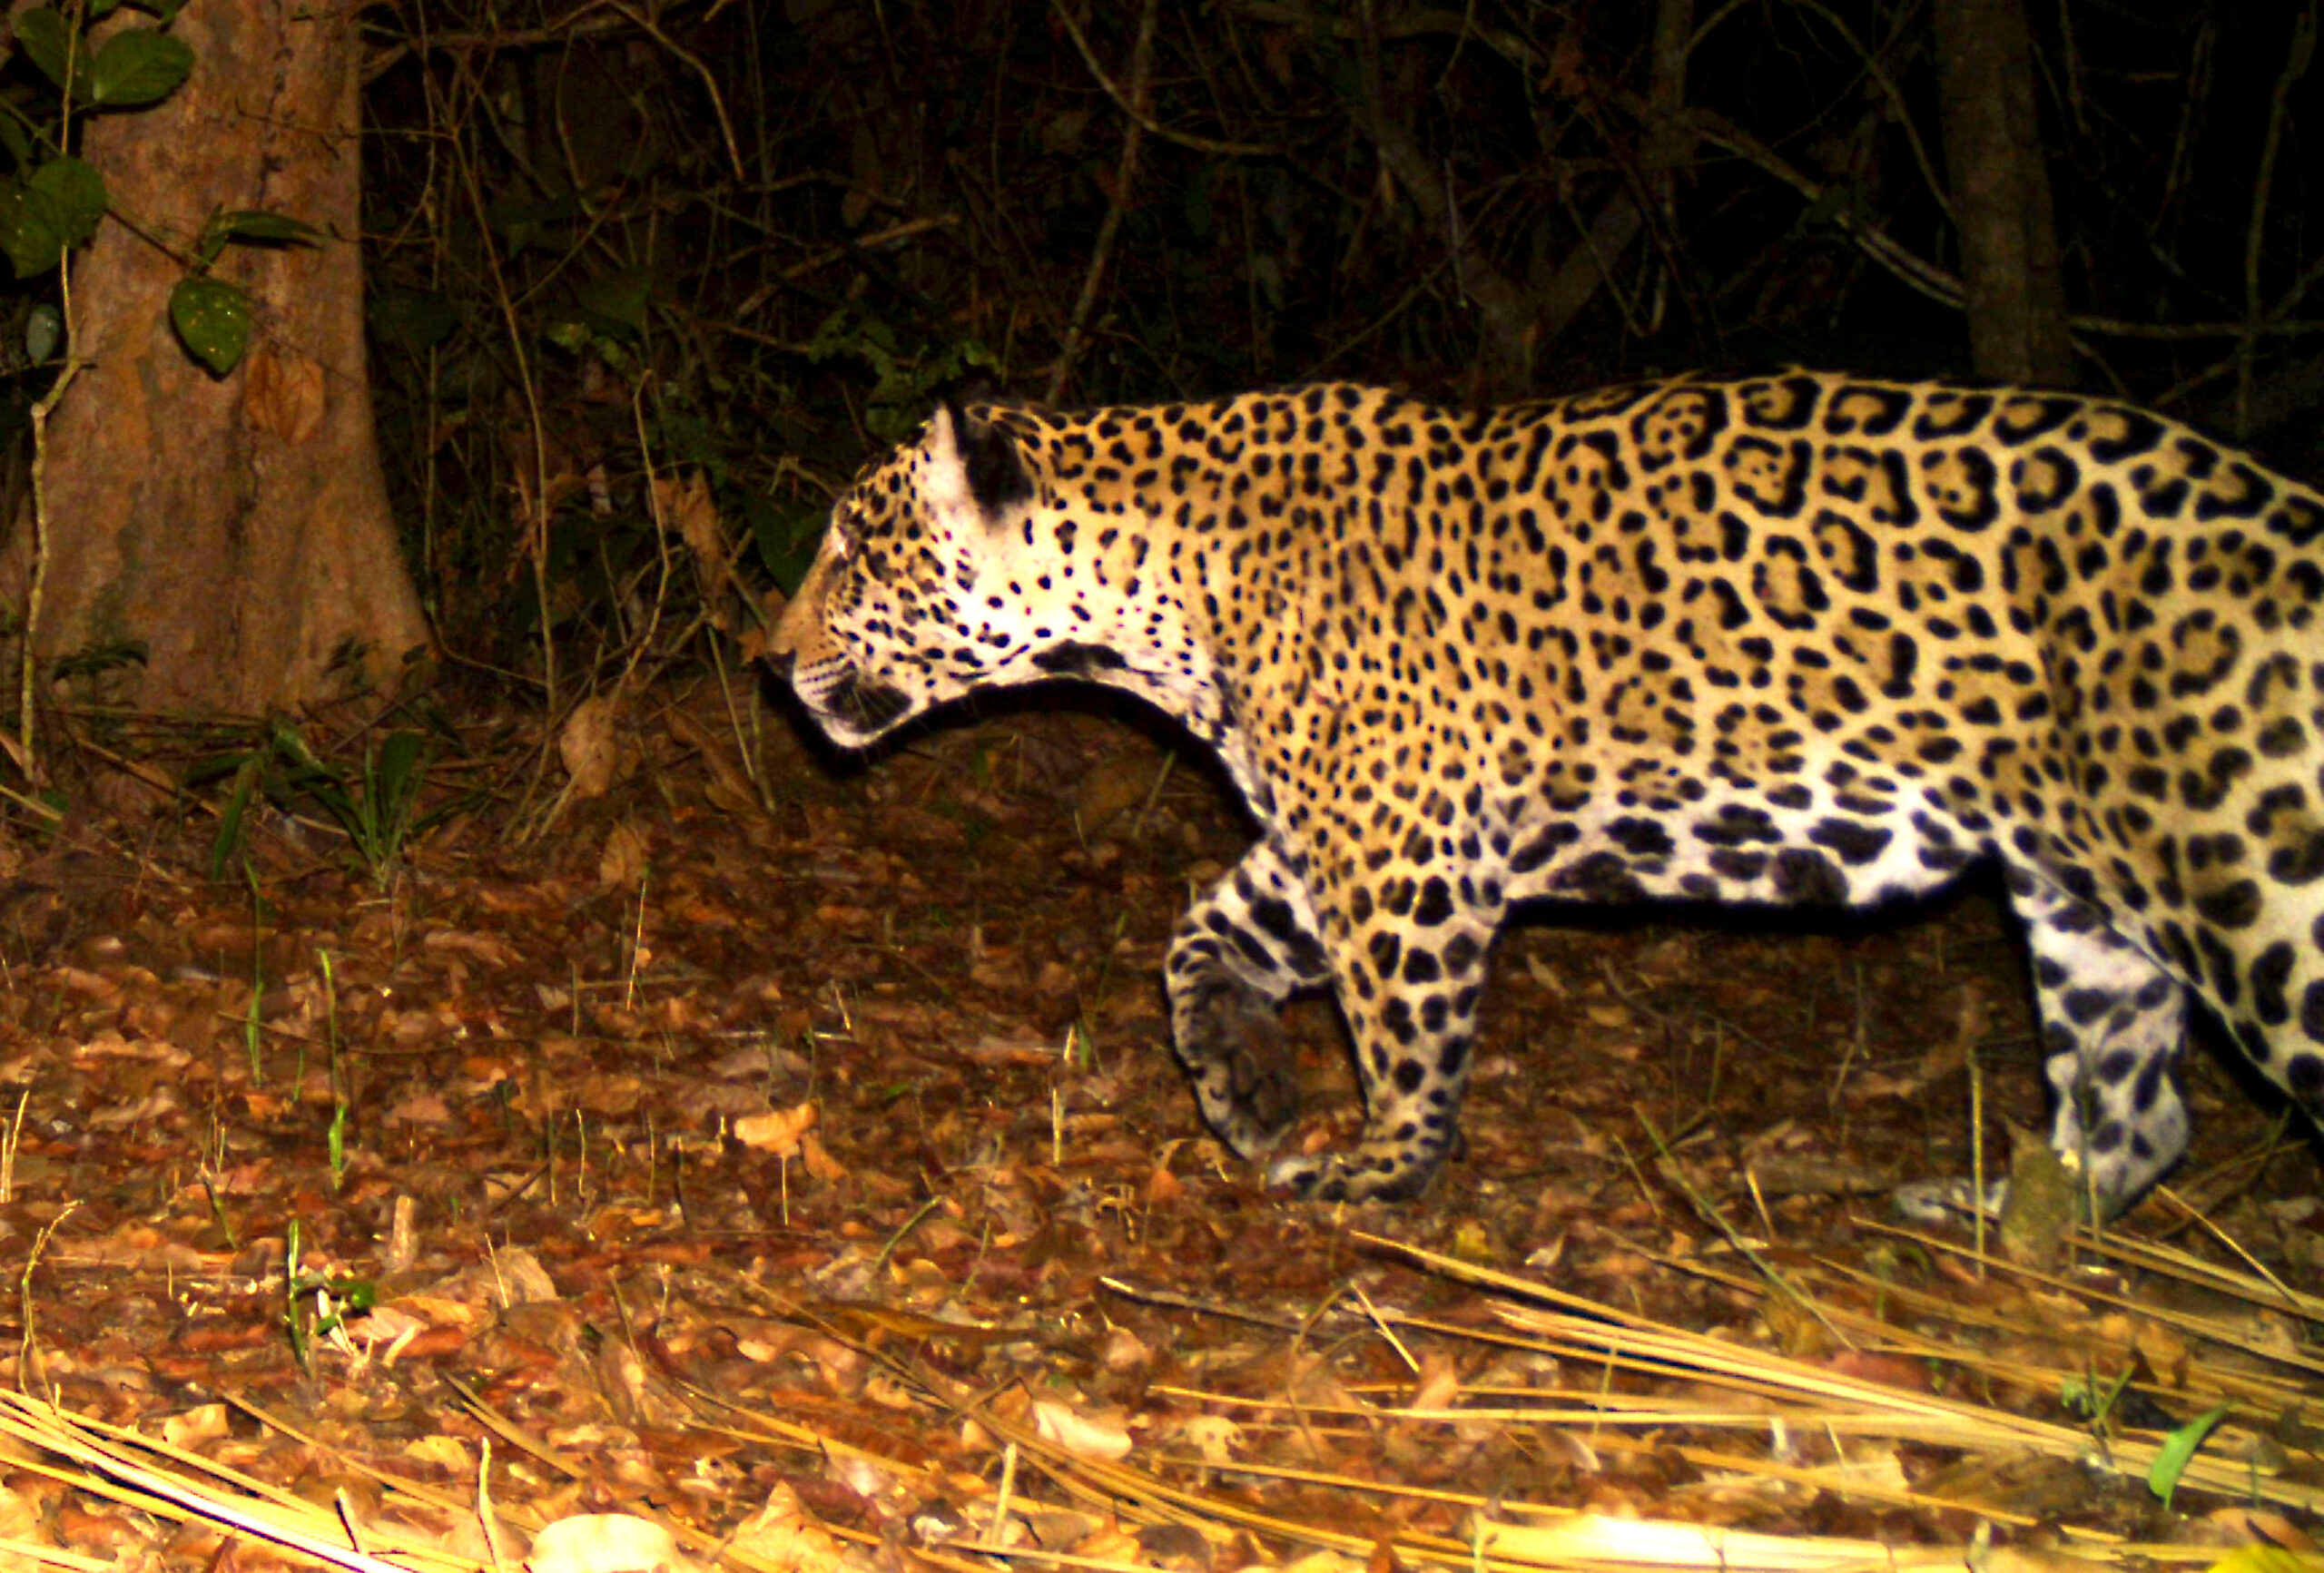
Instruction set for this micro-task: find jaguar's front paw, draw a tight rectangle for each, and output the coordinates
[1265,1136,1447,1204]
[1176,984,1301,1157]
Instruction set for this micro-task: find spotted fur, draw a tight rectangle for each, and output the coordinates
[770,373,2324,1205]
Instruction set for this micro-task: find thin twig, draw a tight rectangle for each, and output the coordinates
[1680,104,1964,309]
[17,350,78,785]
[2236,3,2316,436]
[16,122,84,782]
[607,0,745,180]
[358,5,632,84]
[1047,0,1159,403]
[1780,0,1953,225]
[1047,0,1276,158]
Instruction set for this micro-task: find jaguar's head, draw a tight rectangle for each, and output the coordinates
[770,401,1046,749]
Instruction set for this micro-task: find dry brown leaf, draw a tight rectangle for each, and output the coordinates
[2132,1316,2192,1385]
[404,1434,476,1473]
[738,585,793,663]
[491,1245,560,1303]
[387,1090,455,1126]
[1100,1324,1151,1372]
[527,1513,700,1573]
[73,1029,186,1065]
[1067,1529,1143,1564]
[599,818,649,886]
[87,1088,181,1128]
[1407,1350,1462,1413]
[158,1403,229,1449]
[422,928,523,967]
[243,345,326,444]
[656,471,729,595]
[561,694,621,799]
[799,1131,848,1182]
[2192,1509,2318,1551]
[345,1303,428,1353]
[1822,1349,1935,1394]
[48,967,122,1002]
[734,1101,818,1156]
[395,1293,488,1330]
[731,1484,850,1573]
[1032,1398,1133,1461]
[1281,1552,1362,1573]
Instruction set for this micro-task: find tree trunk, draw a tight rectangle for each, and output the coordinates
[10,0,429,715]
[1933,0,2074,387]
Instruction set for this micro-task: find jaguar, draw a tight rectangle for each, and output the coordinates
[769,371,2324,1207]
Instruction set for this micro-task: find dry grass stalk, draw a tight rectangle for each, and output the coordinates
[1355,1234,2321,1515]
[0,1192,2309,1573]
[0,1391,468,1573]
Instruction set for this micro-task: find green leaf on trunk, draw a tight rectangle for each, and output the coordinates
[27,157,104,245]
[217,210,320,244]
[13,9,87,98]
[0,181,70,276]
[88,27,192,106]
[194,207,319,266]
[170,276,252,375]
[24,302,61,363]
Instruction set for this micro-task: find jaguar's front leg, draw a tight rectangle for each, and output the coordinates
[1265,871,1503,1204]
[1164,840,1333,1157]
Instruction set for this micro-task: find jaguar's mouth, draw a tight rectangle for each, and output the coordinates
[816,667,916,743]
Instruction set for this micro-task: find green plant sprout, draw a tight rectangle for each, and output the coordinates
[196,723,442,885]
[281,1218,376,1372]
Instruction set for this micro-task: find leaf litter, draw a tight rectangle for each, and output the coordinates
[0,684,2316,1573]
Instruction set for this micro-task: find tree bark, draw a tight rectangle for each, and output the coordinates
[10,0,429,714]
[1933,0,2074,386]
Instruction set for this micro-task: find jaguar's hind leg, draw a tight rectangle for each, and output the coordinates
[2003,862,2190,1213]
[1164,840,1333,1157]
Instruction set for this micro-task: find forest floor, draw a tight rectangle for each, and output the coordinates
[0,681,2319,1573]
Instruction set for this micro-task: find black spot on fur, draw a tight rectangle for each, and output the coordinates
[1607,817,1677,858]
[1771,848,1847,903]
[1808,818,1893,866]
[2193,880,2263,929]
[1510,822,1580,874]
[2252,942,2296,1027]
[1033,641,1127,675]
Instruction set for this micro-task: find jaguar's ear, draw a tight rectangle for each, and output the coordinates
[931,397,1033,522]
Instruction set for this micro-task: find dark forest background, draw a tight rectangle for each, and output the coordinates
[8,0,2321,713]
[341,0,2324,667]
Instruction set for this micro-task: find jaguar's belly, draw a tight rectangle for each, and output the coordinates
[1493,789,1975,910]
